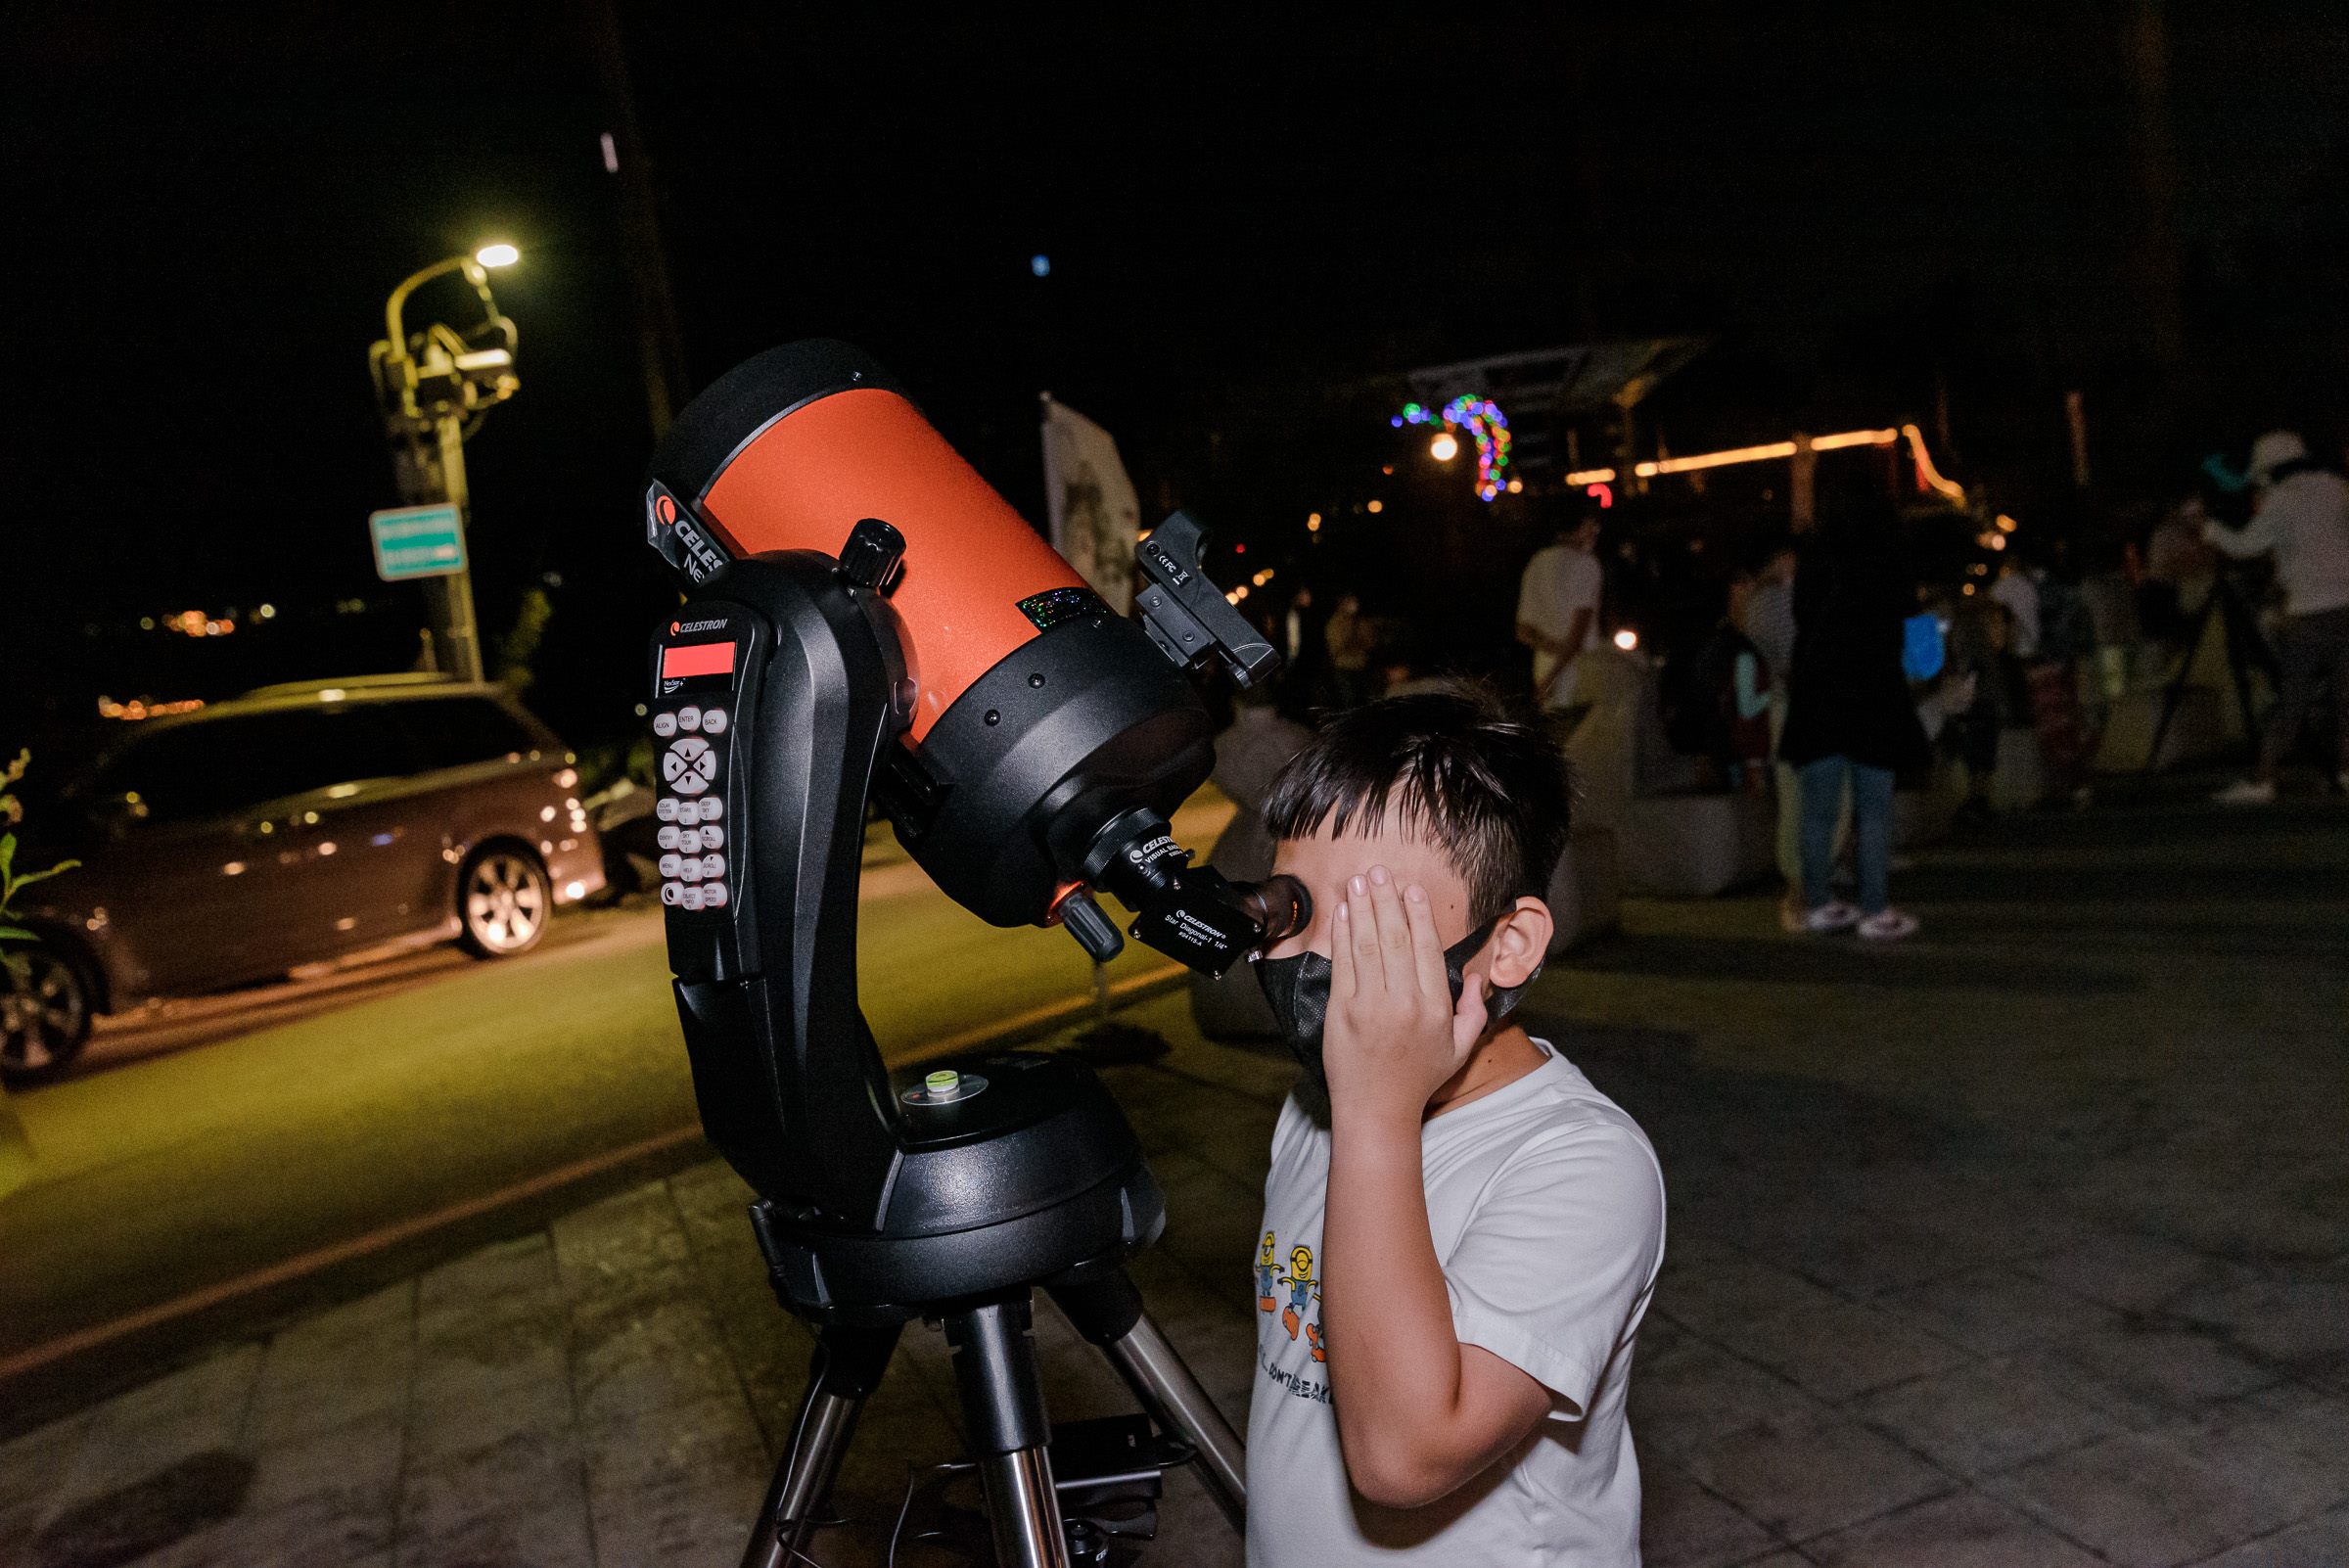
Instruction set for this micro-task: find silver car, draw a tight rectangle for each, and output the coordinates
[2,675,605,1083]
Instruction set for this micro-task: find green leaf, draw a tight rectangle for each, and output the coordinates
[0,926,31,944]
[0,832,14,884]
[7,859,78,895]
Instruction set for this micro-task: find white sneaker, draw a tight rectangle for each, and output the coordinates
[2212,778,2277,805]
[1801,900,1861,934]
[1858,908,1920,942]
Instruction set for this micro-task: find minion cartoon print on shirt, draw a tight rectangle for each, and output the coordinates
[1281,1244,1319,1348]
[1256,1231,1281,1313]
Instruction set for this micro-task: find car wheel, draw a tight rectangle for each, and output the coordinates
[457,845,551,959]
[1,944,95,1085]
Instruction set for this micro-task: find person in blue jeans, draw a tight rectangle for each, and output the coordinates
[1778,505,1931,941]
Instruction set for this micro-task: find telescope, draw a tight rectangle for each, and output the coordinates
[640,341,1306,1566]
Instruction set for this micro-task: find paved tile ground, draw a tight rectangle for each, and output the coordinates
[4,778,2345,1566]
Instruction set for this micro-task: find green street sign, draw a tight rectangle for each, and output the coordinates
[369,503,468,581]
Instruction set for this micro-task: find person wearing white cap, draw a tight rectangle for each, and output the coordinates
[2205,430,2349,803]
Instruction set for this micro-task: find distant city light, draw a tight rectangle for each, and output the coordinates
[1307,512,1321,527]
[1586,483,1615,508]
[599,132,620,173]
[1429,433,1460,463]
[1613,629,1639,652]
[475,243,521,269]
[96,694,206,720]
[1506,478,1524,493]
[1366,499,1384,514]
[255,603,276,620]
[1030,254,1051,277]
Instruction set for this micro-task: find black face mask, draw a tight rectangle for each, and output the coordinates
[1252,914,1538,1096]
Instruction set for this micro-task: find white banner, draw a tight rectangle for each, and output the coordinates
[1040,394,1140,615]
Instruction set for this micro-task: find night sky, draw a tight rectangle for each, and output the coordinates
[7,3,2345,748]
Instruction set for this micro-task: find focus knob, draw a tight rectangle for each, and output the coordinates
[1057,891,1125,965]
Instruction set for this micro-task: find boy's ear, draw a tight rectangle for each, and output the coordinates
[1488,896,1554,987]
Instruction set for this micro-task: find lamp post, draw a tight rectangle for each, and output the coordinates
[368,244,521,683]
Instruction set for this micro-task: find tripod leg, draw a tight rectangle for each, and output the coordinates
[741,1323,900,1568]
[2146,588,2217,773]
[1052,1272,1246,1533]
[945,1294,1071,1568]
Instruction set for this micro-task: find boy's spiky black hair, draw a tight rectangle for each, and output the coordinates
[1261,682,1572,920]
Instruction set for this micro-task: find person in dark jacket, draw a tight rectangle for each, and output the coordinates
[1779,508,1931,940]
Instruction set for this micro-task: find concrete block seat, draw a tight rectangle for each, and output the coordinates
[1893,778,1958,851]
[1622,790,1774,899]
[2096,684,2239,773]
[1546,826,1622,953]
[1991,726,2050,812]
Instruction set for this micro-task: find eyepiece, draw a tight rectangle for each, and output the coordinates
[1238,874,1313,949]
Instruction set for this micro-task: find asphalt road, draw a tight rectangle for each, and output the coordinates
[75,910,624,1074]
[0,793,1234,1365]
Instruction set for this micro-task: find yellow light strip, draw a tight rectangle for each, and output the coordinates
[1808,428,1900,451]
[1560,427,1896,489]
[1904,424,1965,503]
[1635,440,1799,478]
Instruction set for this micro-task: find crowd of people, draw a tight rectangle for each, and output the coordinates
[1237,428,2348,944]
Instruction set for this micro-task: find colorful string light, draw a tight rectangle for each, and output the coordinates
[1393,396,1514,502]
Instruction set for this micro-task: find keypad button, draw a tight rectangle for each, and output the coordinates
[680,886,706,911]
[698,796,723,822]
[673,771,707,796]
[652,712,677,737]
[677,705,702,732]
[654,798,678,822]
[679,860,704,884]
[660,882,682,906]
[702,707,729,734]
[704,883,729,908]
[677,827,704,853]
[658,853,682,878]
[701,853,725,878]
[701,824,724,850]
[656,825,680,851]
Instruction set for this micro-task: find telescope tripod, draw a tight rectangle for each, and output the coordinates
[744,1270,1245,1568]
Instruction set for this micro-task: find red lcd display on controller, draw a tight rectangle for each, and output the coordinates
[662,642,735,679]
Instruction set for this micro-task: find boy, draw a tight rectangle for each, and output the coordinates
[1246,686,1666,1564]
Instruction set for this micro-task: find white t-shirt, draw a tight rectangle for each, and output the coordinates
[2207,470,2349,618]
[1517,545,1605,709]
[1246,1040,1666,1567]
[1989,570,2042,660]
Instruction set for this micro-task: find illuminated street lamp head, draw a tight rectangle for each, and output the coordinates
[474,243,521,269]
[1428,432,1460,463]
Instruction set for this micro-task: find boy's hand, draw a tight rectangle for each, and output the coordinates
[1324,865,1487,1123]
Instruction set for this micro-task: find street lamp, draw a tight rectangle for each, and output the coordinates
[368,245,524,683]
[1428,432,1460,463]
